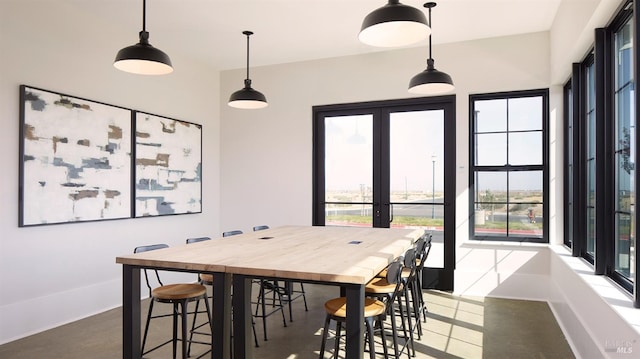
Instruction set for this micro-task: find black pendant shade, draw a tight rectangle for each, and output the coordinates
[408,2,454,95]
[228,79,268,109]
[359,0,431,47]
[228,31,268,109]
[114,0,172,75]
[408,58,454,94]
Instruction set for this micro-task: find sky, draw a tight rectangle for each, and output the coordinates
[324,110,444,193]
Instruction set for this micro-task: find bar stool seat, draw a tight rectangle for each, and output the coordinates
[366,276,404,294]
[319,297,388,359]
[376,266,412,280]
[324,297,386,318]
[199,273,214,285]
[153,284,207,301]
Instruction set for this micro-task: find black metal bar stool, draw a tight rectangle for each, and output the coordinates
[319,259,404,359]
[134,244,213,359]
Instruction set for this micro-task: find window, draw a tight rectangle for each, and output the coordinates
[563,80,574,249]
[470,89,548,243]
[585,58,596,261]
[563,0,636,297]
[613,11,635,285]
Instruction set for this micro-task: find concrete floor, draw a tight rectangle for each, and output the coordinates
[0,284,575,358]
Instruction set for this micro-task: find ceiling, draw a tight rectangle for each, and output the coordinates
[67,0,563,71]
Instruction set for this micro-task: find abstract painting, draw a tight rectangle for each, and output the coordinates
[19,86,132,226]
[134,112,202,217]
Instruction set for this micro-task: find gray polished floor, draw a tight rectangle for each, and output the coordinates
[0,284,574,358]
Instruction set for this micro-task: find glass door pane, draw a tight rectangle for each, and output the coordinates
[314,97,456,291]
[324,115,373,227]
[390,110,444,268]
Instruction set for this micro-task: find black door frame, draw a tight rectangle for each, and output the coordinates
[312,96,456,291]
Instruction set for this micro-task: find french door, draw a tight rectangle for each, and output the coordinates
[313,97,456,291]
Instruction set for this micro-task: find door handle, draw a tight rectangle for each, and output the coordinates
[387,203,394,223]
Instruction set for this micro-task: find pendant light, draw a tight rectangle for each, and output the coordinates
[228,31,268,109]
[359,0,431,48]
[408,2,454,95]
[114,0,173,75]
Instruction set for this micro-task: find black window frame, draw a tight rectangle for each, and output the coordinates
[564,0,638,303]
[469,89,550,243]
[608,2,634,291]
[563,79,574,249]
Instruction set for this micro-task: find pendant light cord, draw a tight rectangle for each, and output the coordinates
[242,30,254,87]
[424,2,436,69]
[142,0,146,32]
[242,30,253,81]
[245,33,250,81]
[427,5,432,61]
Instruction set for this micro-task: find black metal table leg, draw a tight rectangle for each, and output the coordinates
[232,274,253,359]
[122,265,141,359]
[211,272,231,359]
[345,284,365,359]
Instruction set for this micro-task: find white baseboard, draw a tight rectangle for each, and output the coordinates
[0,278,122,345]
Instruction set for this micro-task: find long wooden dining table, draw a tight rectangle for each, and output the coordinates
[116,225,423,359]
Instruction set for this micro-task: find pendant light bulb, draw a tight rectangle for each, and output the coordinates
[229,31,268,109]
[408,2,454,95]
[114,0,173,75]
[359,0,431,47]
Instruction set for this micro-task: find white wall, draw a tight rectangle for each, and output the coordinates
[0,1,221,344]
[550,0,624,84]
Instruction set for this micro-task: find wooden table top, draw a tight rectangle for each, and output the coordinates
[116,225,423,284]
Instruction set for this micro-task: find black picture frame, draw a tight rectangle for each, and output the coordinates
[134,111,202,217]
[19,85,133,226]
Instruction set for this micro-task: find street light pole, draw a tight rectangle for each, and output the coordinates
[431,154,436,219]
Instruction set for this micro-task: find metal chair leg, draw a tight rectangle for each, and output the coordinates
[180,300,189,359]
[333,321,342,359]
[319,314,331,358]
[365,317,377,359]
[187,299,201,356]
[141,300,154,355]
[402,283,416,357]
[172,303,178,359]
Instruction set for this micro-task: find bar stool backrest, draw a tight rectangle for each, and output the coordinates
[416,233,433,271]
[386,259,403,285]
[385,258,405,305]
[133,244,170,297]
